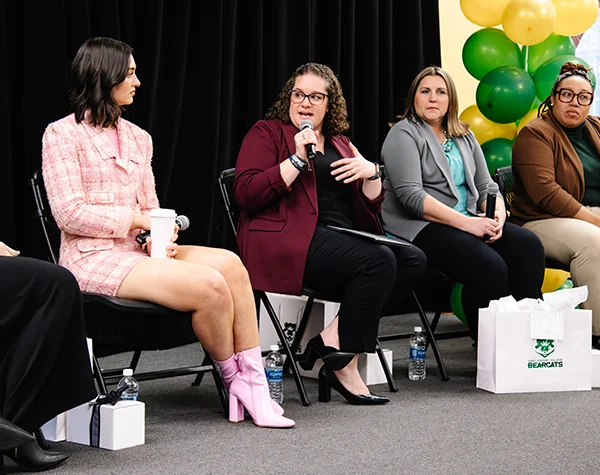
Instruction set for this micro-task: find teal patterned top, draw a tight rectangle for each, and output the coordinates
[444,138,469,215]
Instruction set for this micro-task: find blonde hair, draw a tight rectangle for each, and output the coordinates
[392,66,469,137]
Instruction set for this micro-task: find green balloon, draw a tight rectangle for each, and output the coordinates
[481,138,513,175]
[526,34,575,75]
[532,55,597,102]
[450,283,467,325]
[559,279,574,290]
[463,28,522,81]
[476,67,536,124]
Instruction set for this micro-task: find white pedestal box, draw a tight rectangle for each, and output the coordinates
[592,349,600,387]
[358,349,393,386]
[41,413,66,442]
[258,293,392,385]
[40,337,96,443]
[66,399,145,450]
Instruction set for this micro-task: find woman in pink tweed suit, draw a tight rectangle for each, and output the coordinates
[42,37,294,429]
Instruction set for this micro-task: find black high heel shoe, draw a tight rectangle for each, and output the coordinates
[3,440,69,472]
[297,334,354,371]
[0,415,34,452]
[318,365,390,405]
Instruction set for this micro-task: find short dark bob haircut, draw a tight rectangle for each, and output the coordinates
[68,37,133,128]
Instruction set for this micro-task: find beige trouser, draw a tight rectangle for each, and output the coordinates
[523,207,600,334]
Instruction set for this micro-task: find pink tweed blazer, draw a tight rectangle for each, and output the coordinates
[42,113,159,295]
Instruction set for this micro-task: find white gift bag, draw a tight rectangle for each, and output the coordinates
[477,287,592,394]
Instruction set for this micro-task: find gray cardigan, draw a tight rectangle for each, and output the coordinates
[381,117,498,241]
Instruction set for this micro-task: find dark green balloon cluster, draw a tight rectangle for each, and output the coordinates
[462,29,595,175]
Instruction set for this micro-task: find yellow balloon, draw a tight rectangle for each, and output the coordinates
[503,0,557,45]
[541,268,570,293]
[517,109,540,133]
[460,104,517,144]
[552,0,599,36]
[460,0,512,27]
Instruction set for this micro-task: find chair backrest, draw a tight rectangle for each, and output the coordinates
[30,169,61,264]
[218,168,240,237]
[493,166,514,213]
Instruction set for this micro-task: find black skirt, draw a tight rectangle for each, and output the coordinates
[0,257,96,432]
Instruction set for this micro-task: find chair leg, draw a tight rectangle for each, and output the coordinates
[92,354,108,395]
[258,291,311,407]
[412,292,449,382]
[34,428,50,451]
[128,349,142,373]
[375,339,398,392]
[430,310,442,334]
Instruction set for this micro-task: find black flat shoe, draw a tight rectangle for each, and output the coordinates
[0,415,34,452]
[318,366,390,405]
[297,334,354,371]
[3,440,68,472]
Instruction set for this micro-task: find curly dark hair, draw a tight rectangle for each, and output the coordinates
[265,63,349,136]
[68,37,133,128]
[538,61,594,116]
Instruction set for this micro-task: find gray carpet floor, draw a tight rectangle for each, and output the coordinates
[10,313,600,475]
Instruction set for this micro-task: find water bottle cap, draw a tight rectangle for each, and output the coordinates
[269,345,279,351]
[123,368,133,377]
[414,326,422,332]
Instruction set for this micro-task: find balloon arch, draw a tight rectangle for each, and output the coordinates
[458,0,598,175]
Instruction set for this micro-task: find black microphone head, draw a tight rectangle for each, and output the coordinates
[487,182,499,195]
[175,215,190,231]
[299,119,314,131]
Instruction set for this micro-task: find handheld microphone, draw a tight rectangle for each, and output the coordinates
[299,119,317,160]
[484,182,499,241]
[136,215,190,246]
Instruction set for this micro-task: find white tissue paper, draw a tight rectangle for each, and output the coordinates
[491,286,588,341]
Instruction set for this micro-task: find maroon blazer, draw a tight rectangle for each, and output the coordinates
[234,119,385,295]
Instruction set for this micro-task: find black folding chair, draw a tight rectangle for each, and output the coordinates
[30,170,227,414]
[219,167,451,398]
[494,165,570,272]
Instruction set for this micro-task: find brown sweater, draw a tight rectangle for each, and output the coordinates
[511,112,600,225]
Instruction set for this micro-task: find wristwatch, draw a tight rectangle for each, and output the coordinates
[367,162,381,181]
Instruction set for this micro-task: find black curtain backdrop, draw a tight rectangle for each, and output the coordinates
[1,0,440,258]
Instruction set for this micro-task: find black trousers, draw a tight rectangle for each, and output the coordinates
[303,226,427,353]
[412,222,545,340]
[0,257,96,432]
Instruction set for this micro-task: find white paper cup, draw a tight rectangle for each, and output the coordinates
[149,208,176,258]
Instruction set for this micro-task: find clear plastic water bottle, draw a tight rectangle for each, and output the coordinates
[117,368,139,401]
[265,344,284,404]
[408,326,426,381]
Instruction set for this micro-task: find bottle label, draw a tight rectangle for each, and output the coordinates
[265,368,283,382]
[121,394,138,401]
[409,348,426,360]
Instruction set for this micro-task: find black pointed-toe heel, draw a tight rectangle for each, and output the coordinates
[4,440,69,472]
[318,366,390,405]
[0,415,34,452]
[297,334,354,370]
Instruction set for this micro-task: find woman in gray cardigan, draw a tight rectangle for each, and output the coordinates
[381,66,545,340]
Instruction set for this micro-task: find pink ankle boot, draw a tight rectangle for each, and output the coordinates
[214,353,284,418]
[228,347,295,428]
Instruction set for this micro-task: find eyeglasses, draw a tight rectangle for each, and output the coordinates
[556,88,594,106]
[290,89,328,106]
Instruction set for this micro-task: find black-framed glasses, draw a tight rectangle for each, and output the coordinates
[556,88,594,106]
[290,89,328,105]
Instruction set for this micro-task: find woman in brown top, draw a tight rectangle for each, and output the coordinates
[512,62,600,346]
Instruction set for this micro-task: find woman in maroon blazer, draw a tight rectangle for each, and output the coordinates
[234,63,426,405]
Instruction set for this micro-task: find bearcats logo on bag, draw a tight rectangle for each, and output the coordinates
[533,339,556,358]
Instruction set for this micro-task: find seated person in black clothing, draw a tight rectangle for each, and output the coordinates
[0,241,97,473]
[234,62,427,405]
